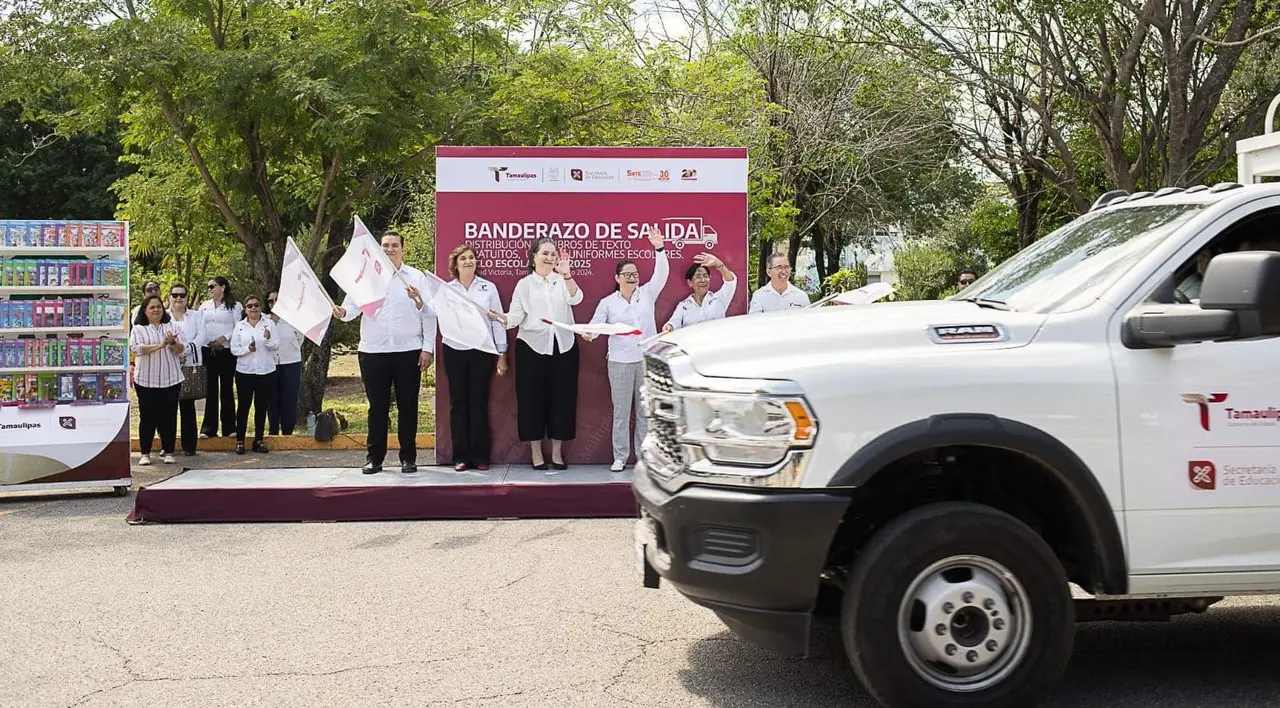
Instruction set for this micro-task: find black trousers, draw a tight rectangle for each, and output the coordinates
[235,371,273,443]
[136,383,179,455]
[201,347,237,436]
[358,349,422,464]
[443,344,497,465]
[515,338,578,442]
[179,398,198,455]
[268,362,302,435]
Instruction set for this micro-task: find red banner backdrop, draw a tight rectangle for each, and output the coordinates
[433,146,749,466]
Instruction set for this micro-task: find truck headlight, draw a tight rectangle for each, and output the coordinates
[679,393,816,466]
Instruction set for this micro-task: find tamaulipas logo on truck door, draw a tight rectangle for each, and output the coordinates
[927,324,1007,343]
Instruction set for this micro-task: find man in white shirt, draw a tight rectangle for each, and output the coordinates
[332,230,437,474]
[748,252,810,313]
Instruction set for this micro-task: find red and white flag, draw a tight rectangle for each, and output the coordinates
[329,215,396,317]
[422,270,500,355]
[542,319,642,336]
[274,236,334,346]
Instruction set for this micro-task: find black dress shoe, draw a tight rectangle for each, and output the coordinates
[235,442,245,455]
[362,462,382,474]
[551,461,568,470]
[401,462,417,474]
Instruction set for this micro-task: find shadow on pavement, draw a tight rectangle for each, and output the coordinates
[679,606,1280,707]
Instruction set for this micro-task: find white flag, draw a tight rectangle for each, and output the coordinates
[833,282,894,305]
[429,282,500,355]
[329,215,396,317]
[274,237,333,346]
[542,319,642,336]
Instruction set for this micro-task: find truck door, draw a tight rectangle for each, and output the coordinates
[1109,202,1280,585]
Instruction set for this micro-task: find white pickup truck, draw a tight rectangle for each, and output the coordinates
[634,179,1280,706]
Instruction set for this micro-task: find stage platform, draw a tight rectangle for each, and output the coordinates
[128,465,639,524]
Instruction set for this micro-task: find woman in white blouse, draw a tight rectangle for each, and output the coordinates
[166,282,205,456]
[584,228,668,472]
[129,295,186,466]
[488,237,582,471]
[661,253,738,332]
[197,276,243,438]
[434,245,508,472]
[229,295,278,454]
[265,290,307,436]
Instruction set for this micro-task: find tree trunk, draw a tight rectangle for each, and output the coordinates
[756,237,771,289]
[296,210,354,426]
[1012,174,1043,250]
[814,232,828,284]
[297,326,334,425]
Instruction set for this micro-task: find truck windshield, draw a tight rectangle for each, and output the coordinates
[952,203,1206,313]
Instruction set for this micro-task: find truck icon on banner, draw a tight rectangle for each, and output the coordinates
[658,217,719,250]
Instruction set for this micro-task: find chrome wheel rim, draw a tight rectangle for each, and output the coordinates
[896,554,1032,693]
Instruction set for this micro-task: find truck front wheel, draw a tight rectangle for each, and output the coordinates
[841,502,1074,707]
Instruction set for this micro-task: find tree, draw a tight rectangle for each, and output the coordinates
[1,0,506,417]
[863,0,1280,208]
[893,239,961,301]
[0,102,132,220]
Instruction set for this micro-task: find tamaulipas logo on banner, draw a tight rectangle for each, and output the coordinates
[274,236,333,346]
[329,215,397,317]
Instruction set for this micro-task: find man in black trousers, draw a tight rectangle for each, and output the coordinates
[332,230,436,474]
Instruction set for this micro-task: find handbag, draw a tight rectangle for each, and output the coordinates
[179,364,207,400]
[178,343,206,401]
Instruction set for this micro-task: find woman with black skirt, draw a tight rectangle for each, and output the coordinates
[489,237,582,471]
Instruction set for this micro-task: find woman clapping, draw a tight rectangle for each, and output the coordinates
[129,295,186,465]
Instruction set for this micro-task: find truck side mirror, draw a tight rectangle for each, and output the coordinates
[1122,251,1280,349]
[1198,250,1280,338]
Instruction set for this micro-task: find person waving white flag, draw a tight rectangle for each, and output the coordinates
[422,270,499,355]
[329,215,396,317]
[274,236,334,346]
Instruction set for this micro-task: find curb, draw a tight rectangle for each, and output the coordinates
[130,433,436,453]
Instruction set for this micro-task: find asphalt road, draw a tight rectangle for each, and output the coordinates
[1,469,1279,707]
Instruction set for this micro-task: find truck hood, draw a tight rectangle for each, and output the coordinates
[654,300,1048,379]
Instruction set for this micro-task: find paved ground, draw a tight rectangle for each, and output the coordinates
[2,455,1279,706]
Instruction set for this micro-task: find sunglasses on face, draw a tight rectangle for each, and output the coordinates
[245,303,261,309]
[207,283,219,290]
[959,278,975,285]
[170,292,187,299]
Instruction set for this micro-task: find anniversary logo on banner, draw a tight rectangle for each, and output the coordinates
[434,146,749,465]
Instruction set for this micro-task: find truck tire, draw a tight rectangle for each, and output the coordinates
[841,502,1074,707]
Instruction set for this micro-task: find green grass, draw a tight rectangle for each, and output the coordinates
[128,352,436,436]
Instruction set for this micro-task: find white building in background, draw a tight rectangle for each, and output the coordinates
[793,228,903,292]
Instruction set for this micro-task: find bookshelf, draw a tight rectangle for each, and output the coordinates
[0,219,132,496]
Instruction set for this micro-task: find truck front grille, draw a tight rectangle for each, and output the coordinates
[643,353,684,469]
